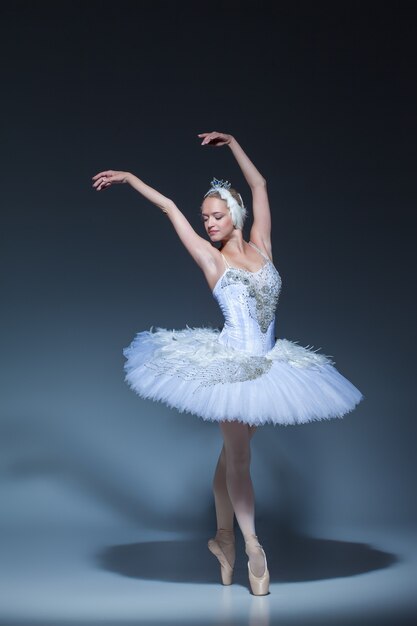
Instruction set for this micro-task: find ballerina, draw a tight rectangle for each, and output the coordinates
[92,131,364,595]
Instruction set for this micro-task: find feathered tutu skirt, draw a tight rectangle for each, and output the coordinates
[123,326,364,426]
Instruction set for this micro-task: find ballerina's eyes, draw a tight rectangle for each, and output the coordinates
[202,214,224,222]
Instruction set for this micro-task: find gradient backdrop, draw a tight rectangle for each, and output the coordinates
[1,0,416,606]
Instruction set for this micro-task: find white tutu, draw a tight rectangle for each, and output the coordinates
[123,326,364,426]
[123,241,364,426]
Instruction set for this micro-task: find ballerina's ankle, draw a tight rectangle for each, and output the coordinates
[244,534,267,574]
[244,533,261,546]
[215,528,235,542]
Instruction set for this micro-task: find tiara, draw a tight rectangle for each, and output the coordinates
[205,177,231,194]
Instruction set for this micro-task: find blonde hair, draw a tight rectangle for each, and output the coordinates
[203,187,247,229]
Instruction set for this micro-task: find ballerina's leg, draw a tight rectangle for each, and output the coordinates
[219,421,266,577]
[212,425,257,531]
[211,425,257,571]
[212,444,235,531]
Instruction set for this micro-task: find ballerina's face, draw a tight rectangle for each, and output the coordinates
[201,196,235,241]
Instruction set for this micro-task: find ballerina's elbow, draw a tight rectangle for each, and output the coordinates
[160,200,178,216]
[253,177,267,188]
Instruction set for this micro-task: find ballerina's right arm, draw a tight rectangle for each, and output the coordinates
[92,169,219,281]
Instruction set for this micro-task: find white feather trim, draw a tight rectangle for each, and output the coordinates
[123,326,364,426]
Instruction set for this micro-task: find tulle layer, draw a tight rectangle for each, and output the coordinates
[122,326,364,426]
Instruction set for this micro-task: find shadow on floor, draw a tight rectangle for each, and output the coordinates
[96,527,398,586]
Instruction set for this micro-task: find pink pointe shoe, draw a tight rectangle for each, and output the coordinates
[245,534,270,596]
[207,528,235,585]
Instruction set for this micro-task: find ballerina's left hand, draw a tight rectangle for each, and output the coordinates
[91,169,130,190]
[198,131,233,146]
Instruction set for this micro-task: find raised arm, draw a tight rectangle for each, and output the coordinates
[198,132,272,259]
[91,169,217,273]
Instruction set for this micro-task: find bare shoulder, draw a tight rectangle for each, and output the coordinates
[248,233,273,262]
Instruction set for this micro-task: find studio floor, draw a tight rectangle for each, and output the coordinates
[1,523,416,626]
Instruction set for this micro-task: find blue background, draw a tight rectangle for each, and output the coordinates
[1,2,416,624]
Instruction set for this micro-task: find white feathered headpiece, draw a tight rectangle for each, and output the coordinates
[204,177,247,230]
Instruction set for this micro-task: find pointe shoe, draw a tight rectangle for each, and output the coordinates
[207,528,235,585]
[245,534,270,596]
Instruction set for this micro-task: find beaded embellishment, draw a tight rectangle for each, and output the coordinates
[219,262,282,333]
[145,352,273,388]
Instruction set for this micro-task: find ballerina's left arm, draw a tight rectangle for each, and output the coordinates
[198,131,272,260]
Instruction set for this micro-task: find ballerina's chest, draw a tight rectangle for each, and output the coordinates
[213,261,282,335]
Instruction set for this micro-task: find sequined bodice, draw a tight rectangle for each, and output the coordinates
[212,244,282,356]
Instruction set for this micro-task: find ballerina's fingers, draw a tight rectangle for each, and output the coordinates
[92,170,114,190]
[92,170,114,180]
[92,176,110,190]
[198,131,219,145]
[197,132,212,141]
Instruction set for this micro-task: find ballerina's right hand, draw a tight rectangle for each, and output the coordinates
[198,131,232,146]
[91,170,130,191]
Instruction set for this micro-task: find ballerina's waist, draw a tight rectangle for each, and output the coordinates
[218,325,275,357]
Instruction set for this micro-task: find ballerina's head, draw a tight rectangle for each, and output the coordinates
[201,178,247,241]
